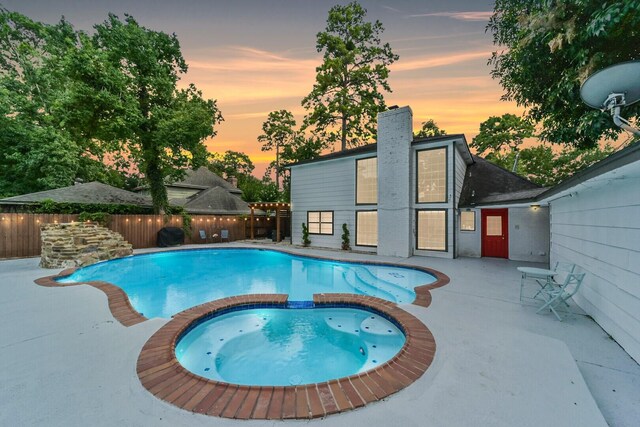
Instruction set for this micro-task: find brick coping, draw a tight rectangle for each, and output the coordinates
[136,294,436,419]
[34,246,450,327]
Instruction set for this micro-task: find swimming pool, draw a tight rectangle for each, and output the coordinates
[176,306,405,386]
[58,248,436,318]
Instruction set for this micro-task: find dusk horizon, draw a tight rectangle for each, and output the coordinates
[4,0,521,177]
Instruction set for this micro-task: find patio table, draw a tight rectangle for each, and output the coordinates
[517,267,557,302]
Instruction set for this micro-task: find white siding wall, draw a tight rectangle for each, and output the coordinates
[509,207,549,262]
[549,173,640,363]
[412,140,455,258]
[457,208,481,257]
[290,155,376,252]
[456,207,549,262]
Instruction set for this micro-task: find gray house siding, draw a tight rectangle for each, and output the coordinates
[547,163,640,363]
[290,154,376,253]
[457,208,481,257]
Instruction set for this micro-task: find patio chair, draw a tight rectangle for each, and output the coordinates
[198,229,208,243]
[536,272,586,321]
[532,261,577,300]
[220,229,229,243]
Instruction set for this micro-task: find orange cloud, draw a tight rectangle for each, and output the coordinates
[392,50,492,72]
[408,12,494,22]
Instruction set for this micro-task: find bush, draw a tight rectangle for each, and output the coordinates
[301,223,311,247]
[341,223,351,250]
[77,212,111,226]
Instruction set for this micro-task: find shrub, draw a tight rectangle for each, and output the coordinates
[341,223,351,250]
[77,212,111,226]
[301,223,311,247]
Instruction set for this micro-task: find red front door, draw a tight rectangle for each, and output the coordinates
[481,209,509,258]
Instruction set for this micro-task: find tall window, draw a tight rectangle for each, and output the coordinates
[356,157,377,204]
[417,210,447,251]
[460,211,475,231]
[417,148,447,203]
[308,211,333,235]
[356,211,378,247]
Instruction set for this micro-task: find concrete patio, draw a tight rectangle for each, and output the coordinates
[1,243,638,426]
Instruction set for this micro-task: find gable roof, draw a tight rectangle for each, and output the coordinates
[458,156,542,207]
[170,167,242,195]
[0,182,152,207]
[286,134,468,168]
[180,186,251,215]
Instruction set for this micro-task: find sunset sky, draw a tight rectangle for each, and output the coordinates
[5,0,523,177]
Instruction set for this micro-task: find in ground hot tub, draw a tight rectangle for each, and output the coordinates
[175,305,405,386]
[136,295,436,419]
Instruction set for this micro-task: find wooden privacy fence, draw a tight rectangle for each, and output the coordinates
[0,213,275,259]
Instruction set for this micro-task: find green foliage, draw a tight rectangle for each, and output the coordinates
[285,134,327,161]
[341,223,351,250]
[258,110,297,188]
[0,9,222,211]
[302,1,398,151]
[488,0,640,148]
[301,223,311,247]
[235,175,283,203]
[472,114,535,156]
[87,14,223,213]
[473,115,616,186]
[414,119,447,139]
[179,211,192,237]
[208,150,255,178]
[77,211,111,225]
[30,199,150,214]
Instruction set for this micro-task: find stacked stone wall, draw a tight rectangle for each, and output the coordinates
[40,222,133,268]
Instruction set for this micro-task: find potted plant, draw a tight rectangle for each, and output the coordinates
[301,223,311,247]
[341,223,351,250]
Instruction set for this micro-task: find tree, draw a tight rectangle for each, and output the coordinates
[471,114,536,171]
[488,0,640,148]
[302,1,398,151]
[257,110,296,189]
[208,150,255,178]
[414,119,447,139]
[0,10,222,209]
[473,114,616,186]
[88,14,222,213]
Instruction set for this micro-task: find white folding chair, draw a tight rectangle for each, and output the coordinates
[532,261,576,300]
[536,272,586,321]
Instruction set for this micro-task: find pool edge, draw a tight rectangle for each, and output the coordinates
[137,294,436,419]
[33,246,450,327]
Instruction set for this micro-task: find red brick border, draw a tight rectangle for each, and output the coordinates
[33,247,450,327]
[34,268,146,327]
[137,294,435,419]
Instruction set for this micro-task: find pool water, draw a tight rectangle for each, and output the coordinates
[175,307,405,386]
[59,249,435,318]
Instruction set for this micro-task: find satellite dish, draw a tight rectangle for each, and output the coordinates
[580,60,640,136]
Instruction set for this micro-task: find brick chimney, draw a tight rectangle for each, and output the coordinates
[227,176,238,188]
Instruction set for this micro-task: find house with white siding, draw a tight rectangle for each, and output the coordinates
[536,142,640,363]
[289,106,640,363]
[288,106,549,261]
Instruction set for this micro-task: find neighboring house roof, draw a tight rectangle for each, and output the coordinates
[180,186,251,215]
[0,182,152,207]
[286,134,469,168]
[171,167,242,195]
[458,156,542,207]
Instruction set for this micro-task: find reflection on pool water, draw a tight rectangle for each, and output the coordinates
[175,307,405,386]
[59,249,435,318]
